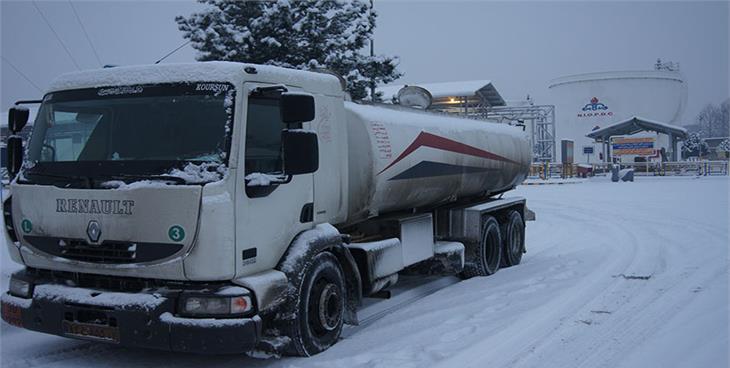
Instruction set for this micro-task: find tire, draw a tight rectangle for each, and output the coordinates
[287,251,346,356]
[501,210,525,267]
[460,216,502,278]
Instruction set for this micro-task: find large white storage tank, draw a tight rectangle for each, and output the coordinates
[548,70,687,163]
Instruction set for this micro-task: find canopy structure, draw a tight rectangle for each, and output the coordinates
[377,80,506,116]
[586,116,688,161]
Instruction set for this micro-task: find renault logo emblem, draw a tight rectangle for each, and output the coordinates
[87,220,102,243]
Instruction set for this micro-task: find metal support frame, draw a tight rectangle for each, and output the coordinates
[482,104,556,162]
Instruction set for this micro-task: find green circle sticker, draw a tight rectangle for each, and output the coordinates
[168,225,185,242]
[21,219,32,233]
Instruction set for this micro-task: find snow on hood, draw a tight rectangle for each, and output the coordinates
[100,180,173,190]
[168,162,228,184]
[98,162,228,189]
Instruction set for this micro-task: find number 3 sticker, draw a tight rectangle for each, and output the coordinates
[168,225,185,242]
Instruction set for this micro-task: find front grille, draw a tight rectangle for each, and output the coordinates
[26,268,179,292]
[24,236,183,264]
[24,267,228,294]
[59,240,137,263]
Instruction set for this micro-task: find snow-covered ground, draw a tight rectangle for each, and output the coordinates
[1,175,728,367]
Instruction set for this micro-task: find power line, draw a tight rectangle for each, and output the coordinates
[68,1,102,67]
[1,56,43,93]
[154,40,191,64]
[32,1,81,70]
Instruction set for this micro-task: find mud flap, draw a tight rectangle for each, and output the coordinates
[330,244,362,326]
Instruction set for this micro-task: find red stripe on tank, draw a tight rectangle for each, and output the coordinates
[377,131,518,175]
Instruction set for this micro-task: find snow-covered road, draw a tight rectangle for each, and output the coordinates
[1,176,728,367]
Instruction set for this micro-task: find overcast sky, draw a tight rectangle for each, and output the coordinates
[1,1,728,125]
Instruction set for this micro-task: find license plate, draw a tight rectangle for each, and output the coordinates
[62,320,120,343]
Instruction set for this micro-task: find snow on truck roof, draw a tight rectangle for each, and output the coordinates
[47,61,344,96]
[377,80,506,107]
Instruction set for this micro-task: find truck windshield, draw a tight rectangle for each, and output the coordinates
[24,82,235,183]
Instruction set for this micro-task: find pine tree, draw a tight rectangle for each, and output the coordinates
[176,0,402,100]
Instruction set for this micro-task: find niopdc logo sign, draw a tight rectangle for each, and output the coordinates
[577,97,613,118]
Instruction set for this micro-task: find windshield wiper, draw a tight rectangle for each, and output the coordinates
[20,171,92,187]
[102,174,188,185]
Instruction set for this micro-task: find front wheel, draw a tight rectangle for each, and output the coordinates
[288,251,345,356]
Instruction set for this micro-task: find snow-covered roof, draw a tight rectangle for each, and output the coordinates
[586,116,688,141]
[47,61,344,97]
[377,80,505,107]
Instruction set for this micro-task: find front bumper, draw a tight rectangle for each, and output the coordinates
[1,275,262,354]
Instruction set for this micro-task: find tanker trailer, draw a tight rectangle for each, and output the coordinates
[2,62,531,356]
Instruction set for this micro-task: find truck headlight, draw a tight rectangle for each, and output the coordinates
[9,278,32,298]
[179,295,253,317]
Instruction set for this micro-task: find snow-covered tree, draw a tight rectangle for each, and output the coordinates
[681,132,710,158]
[176,0,402,100]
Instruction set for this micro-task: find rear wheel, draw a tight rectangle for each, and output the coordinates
[501,210,525,267]
[288,251,345,356]
[460,216,502,278]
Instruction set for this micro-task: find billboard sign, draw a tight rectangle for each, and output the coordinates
[611,137,655,156]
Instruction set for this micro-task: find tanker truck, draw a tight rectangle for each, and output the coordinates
[1,62,531,356]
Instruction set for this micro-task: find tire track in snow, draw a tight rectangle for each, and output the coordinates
[510,228,711,367]
[487,187,728,368]
[2,341,114,368]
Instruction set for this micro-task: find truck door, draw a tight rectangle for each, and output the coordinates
[234,83,315,276]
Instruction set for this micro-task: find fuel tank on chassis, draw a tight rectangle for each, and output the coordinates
[344,102,531,222]
[9,184,202,278]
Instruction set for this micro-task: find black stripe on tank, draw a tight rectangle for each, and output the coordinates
[388,161,495,181]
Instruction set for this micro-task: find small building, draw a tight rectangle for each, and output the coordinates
[586,116,688,162]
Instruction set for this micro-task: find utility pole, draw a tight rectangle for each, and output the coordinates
[369,0,376,101]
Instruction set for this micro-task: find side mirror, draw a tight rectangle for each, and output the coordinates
[282,130,318,175]
[8,106,29,133]
[6,136,23,180]
[280,93,315,124]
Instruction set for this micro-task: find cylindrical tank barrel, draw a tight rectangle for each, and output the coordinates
[344,102,531,223]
